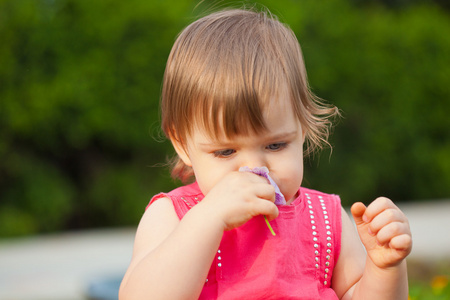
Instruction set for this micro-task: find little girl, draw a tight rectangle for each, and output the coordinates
[119,8,412,300]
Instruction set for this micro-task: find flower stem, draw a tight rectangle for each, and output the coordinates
[264,216,276,236]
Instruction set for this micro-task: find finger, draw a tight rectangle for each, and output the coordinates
[363,197,397,222]
[242,170,270,183]
[254,183,276,202]
[255,200,279,221]
[376,221,409,246]
[389,234,413,253]
[368,208,404,235]
[351,202,367,226]
[351,202,380,250]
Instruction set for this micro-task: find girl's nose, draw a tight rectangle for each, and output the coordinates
[241,153,267,170]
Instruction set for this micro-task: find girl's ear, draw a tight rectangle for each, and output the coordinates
[171,138,192,167]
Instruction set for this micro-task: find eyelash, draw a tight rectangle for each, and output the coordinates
[213,149,236,158]
[266,142,288,151]
[212,143,288,158]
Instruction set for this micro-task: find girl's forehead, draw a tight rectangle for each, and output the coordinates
[189,94,300,144]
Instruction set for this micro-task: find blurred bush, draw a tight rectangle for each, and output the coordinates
[0,0,449,236]
[0,0,192,236]
[279,0,450,204]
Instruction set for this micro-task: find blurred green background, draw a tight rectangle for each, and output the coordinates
[1,0,449,237]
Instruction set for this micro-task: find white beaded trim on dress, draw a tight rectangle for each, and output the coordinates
[305,193,333,286]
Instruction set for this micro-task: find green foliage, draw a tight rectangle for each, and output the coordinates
[0,0,190,236]
[410,276,450,299]
[0,0,449,236]
[284,1,450,204]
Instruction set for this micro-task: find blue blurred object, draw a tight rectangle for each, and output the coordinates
[86,277,122,300]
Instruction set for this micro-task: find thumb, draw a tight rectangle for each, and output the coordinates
[351,202,367,226]
[351,202,377,250]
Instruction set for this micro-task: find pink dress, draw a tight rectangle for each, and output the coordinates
[148,182,342,299]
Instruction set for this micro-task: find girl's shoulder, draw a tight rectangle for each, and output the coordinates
[147,182,204,219]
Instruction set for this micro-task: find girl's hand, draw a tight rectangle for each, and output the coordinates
[351,198,412,269]
[199,171,279,231]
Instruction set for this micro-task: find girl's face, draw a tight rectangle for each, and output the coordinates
[174,94,305,204]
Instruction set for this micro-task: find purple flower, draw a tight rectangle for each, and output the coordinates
[239,166,286,205]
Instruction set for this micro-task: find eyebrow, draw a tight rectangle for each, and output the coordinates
[199,130,299,147]
[264,130,298,142]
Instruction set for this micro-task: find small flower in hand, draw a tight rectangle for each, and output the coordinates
[239,166,285,235]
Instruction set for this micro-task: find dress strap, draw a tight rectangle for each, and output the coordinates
[147,183,204,219]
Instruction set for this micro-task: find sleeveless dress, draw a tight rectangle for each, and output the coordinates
[148,182,342,299]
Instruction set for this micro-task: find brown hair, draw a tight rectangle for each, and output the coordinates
[161,8,339,182]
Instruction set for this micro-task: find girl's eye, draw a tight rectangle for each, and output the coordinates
[213,149,236,158]
[266,143,287,151]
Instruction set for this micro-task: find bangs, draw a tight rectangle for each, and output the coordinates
[162,9,296,145]
[192,49,287,142]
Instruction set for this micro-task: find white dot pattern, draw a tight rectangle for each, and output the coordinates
[306,193,334,287]
[180,196,200,208]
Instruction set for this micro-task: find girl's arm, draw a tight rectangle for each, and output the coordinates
[332,198,412,300]
[119,197,224,299]
[119,172,278,300]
